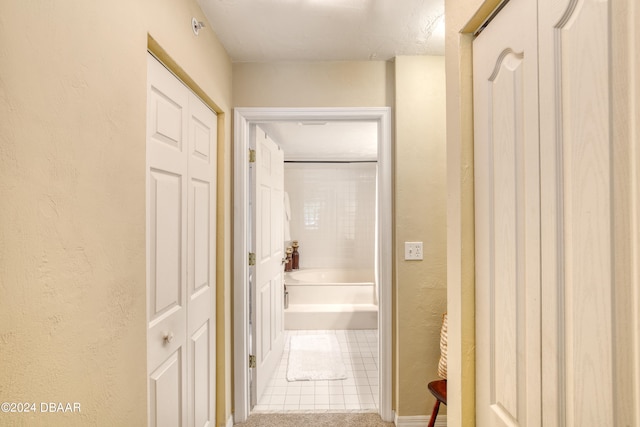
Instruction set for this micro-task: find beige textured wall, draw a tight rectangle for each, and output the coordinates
[0,1,232,426]
[233,57,447,417]
[445,0,502,426]
[393,56,447,416]
[233,61,394,107]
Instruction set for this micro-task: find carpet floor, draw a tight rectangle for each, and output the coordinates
[234,412,395,427]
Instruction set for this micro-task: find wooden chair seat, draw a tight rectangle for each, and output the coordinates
[427,379,447,427]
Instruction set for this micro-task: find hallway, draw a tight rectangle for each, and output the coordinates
[234,412,393,427]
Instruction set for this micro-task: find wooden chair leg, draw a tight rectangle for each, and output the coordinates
[427,399,441,427]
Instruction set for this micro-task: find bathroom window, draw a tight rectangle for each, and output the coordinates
[303,199,322,230]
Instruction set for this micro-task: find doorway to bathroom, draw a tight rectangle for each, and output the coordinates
[233,107,392,423]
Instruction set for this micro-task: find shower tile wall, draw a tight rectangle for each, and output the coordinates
[284,163,376,269]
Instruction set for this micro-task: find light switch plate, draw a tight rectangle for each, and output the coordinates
[404,242,423,260]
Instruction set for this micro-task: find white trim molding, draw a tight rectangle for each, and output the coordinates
[233,107,393,423]
[223,415,233,427]
[395,414,447,427]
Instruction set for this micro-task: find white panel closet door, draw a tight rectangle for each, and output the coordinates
[538,0,614,425]
[253,128,285,404]
[147,54,189,427]
[473,0,541,425]
[475,0,636,424]
[147,53,216,427]
[186,92,217,427]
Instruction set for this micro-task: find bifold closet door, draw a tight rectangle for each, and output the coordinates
[146,53,216,427]
[473,0,541,425]
[474,0,623,425]
[538,0,616,425]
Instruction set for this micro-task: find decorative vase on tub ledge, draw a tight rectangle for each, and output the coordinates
[292,240,300,270]
[284,246,293,272]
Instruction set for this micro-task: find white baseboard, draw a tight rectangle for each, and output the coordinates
[224,415,233,427]
[394,414,447,427]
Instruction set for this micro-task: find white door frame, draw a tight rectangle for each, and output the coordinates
[233,107,393,423]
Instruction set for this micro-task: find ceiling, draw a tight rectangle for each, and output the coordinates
[197,0,445,160]
[258,121,379,161]
[197,0,445,62]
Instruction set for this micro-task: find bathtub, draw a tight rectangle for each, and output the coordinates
[284,268,378,330]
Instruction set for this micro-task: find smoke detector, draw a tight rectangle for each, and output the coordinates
[192,18,206,36]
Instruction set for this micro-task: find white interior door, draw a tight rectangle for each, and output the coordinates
[147,54,189,427]
[473,0,541,425]
[147,53,216,427]
[537,0,615,425]
[252,126,285,405]
[186,88,217,427]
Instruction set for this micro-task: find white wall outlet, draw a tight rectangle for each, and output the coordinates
[404,242,423,261]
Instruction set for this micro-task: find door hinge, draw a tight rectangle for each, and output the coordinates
[248,252,256,266]
[249,149,256,163]
[249,354,256,368]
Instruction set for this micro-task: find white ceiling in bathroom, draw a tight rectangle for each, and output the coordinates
[197,0,445,62]
[258,121,378,161]
[197,0,445,160]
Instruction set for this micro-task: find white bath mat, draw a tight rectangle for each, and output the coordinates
[286,334,347,382]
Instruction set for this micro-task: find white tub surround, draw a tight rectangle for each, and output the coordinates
[284,268,378,330]
[284,162,376,270]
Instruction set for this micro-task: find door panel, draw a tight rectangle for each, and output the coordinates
[147,53,216,427]
[555,2,612,424]
[149,171,184,319]
[152,92,185,151]
[538,0,614,425]
[191,320,211,427]
[261,187,272,259]
[187,92,216,427]
[490,52,525,422]
[260,282,272,360]
[253,127,285,404]
[473,0,541,425]
[192,181,210,292]
[147,55,189,427]
[149,349,184,427]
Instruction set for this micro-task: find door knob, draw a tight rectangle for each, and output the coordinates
[163,332,174,344]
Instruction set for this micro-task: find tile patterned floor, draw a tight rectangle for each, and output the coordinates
[254,329,379,413]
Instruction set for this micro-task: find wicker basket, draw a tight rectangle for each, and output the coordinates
[437,313,447,379]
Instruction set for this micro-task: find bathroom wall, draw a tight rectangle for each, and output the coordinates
[284,163,377,270]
